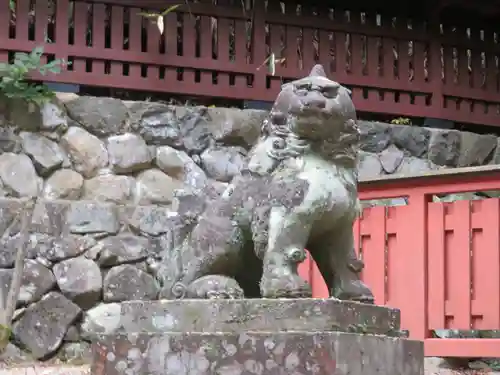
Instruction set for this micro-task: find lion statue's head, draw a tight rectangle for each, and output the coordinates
[247,64,360,175]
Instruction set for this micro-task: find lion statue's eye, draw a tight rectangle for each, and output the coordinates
[321,86,339,99]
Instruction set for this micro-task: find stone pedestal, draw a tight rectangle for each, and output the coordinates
[89,299,423,375]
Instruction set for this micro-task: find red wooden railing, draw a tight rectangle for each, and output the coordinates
[299,165,500,358]
[1,0,500,126]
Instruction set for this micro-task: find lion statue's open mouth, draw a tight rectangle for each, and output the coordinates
[156,64,374,304]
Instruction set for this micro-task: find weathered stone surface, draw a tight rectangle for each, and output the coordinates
[61,127,109,178]
[206,107,265,148]
[396,157,436,175]
[0,259,56,306]
[125,205,182,237]
[179,107,212,154]
[0,153,40,197]
[92,331,423,375]
[359,121,392,153]
[103,264,159,302]
[107,133,153,173]
[357,152,382,180]
[200,146,246,182]
[391,125,431,157]
[427,130,461,166]
[156,146,207,192]
[41,101,68,131]
[13,292,81,359]
[53,257,102,309]
[65,96,129,136]
[0,126,21,153]
[43,169,84,199]
[66,201,119,234]
[20,132,66,176]
[83,174,134,204]
[58,342,92,364]
[378,145,404,173]
[458,132,497,167]
[91,234,150,267]
[26,234,96,262]
[136,104,182,146]
[135,169,182,205]
[81,298,400,337]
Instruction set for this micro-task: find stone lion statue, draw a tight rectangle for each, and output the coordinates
[156,64,374,303]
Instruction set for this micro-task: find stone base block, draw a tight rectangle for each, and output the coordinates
[83,298,403,337]
[91,331,423,375]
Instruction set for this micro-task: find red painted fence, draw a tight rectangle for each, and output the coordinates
[1,0,500,126]
[299,166,500,358]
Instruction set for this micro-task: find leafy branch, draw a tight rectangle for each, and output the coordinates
[0,46,69,106]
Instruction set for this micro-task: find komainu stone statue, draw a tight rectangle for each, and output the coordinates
[156,64,374,303]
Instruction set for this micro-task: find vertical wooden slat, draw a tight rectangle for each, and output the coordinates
[302,28,315,72]
[471,199,500,329]
[268,23,282,92]
[198,15,212,85]
[469,28,483,90]
[54,0,69,61]
[318,29,331,74]
[128,8,142,80]
[35,0,48,43]
[233,19,247,88]
[427,202,446,330]
[0,0,11,63]
[413,41,426,86]
[182,12,196,84]
[360,206,387,304]
[448,200,472,330]
[349,13,363,78]
[110,6,124,76]
[92,3,106,75]
[73,2,88,74]
[285,26,299,72]
[251,0,267,91]
[147,19,160,80]
[16,0,30,42]
[163,10,178,84]
[217,18,231,88]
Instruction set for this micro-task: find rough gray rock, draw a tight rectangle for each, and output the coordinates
[43,169,84,200]
[135,168,183,205]
[20,132,66,176]
[358,121,392,153]
[57,342,92,364]
[458,132,497,167]
[391,125,431,158]
[156,146,207,192]
[61,126,109,178]
[12,292,81,359]
[378,145,405,174]
[103,264,159,302]
[53,257,102,309]
[91,234,151,267]
[40,101,68,131]
[27,234,96,262]
[0,126,21,153]
[179,108,212,154]
[0,153,40,197]
[83,174,135,203]
[66,201,120,234]
[206,107,265,148]
[107,133,153,173]
[136,104,182,146]
[427,130,461,166]
[357,152,382,180]
[0,259,56,306]
[65,96,129,136]
[200,146,246,182]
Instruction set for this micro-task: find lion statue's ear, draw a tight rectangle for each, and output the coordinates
[309,64,327,77]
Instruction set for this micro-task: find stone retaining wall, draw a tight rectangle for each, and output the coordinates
[0,93,498,203]
[0,94,499,363]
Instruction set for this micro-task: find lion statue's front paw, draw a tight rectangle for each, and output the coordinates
[260,274,312,299]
